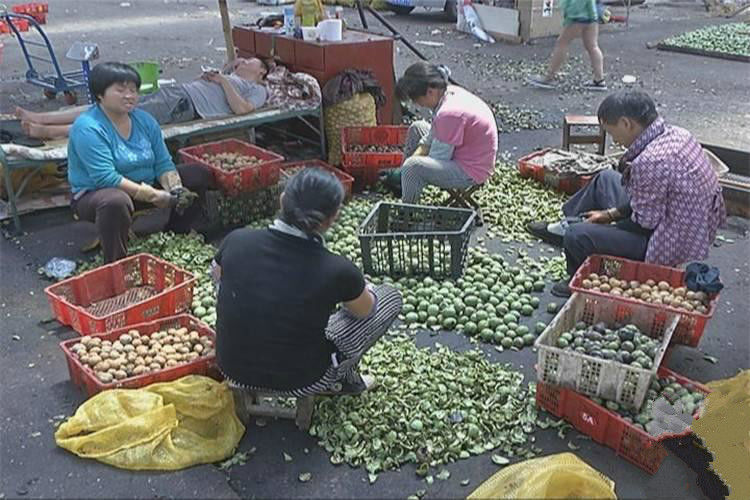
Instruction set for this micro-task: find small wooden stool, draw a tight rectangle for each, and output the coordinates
[444,184,484,226]
[231,386,316,430]
[562,114,607,155]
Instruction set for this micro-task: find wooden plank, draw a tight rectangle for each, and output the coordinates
[218,0,236,63]
[657,43,750,63]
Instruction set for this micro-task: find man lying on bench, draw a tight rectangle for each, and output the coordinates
[16,58,269,140]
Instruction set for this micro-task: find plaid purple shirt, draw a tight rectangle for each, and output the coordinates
[623,117,726,266]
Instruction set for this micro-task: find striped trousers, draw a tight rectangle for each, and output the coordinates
[225,284,403,397]
[400,120,475,204]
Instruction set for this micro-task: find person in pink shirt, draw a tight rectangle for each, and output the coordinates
[394,63,498,204]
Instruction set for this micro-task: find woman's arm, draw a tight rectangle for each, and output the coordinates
[342,287,375,319]
[71,122,172,206]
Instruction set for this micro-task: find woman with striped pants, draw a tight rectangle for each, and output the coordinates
[212,168,402,401]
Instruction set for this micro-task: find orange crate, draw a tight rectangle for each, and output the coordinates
[0,18,30,33]
[45,254,195,335]
[570,255,719,347]
[59,314,220,397]
[178,139,285,196]
[341,126,408,189]
[12,2,48,14]
[536,366,710,475]
[280,160,355,201]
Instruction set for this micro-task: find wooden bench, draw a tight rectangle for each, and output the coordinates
[231,385,316,430]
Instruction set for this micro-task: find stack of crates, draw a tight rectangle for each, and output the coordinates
[340,126,408,191]
[179,138,287,230]
[48,255,221,396]
[533,255,719,474]
[11,2,48,24]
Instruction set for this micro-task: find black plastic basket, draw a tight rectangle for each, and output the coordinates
[204,183,282,230]
[358,202,476,279]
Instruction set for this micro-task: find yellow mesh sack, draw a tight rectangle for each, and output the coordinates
[324,92,376,166]
[468,452,617,499]
[55,375,245,471]
[692,369,750,500]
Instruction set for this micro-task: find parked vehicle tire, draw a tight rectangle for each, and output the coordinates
[389,5,415,15]
[444,0,457,21]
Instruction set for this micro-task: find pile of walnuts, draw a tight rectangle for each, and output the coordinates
[70,327,215,384]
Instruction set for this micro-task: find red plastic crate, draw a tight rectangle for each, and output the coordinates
[570,255,719,347]
[59,314,220,397]
[11,2,48,14]
[45,254,195,335]
[536,366,710,475]
[178,139,284,196]
[341,126,408,189]
[518,148,593,195]
[280,160,355,200]
[0,18,30,33]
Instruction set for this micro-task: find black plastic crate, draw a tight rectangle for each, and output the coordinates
[358,202,476,279]
[204,183,282,230]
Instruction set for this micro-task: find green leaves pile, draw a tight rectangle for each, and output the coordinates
[310,337,538,476]
[662,23,750,58]
[423,164,566,241]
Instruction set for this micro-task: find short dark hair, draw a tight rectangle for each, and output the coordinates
[396,62,448,101]
[89,62,141,103]
[258,58,271,77]
[597,91,658,127]
[280,167,344,233]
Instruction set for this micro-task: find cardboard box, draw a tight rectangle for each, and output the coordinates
[518,0,563,41]
[473,4,522,43]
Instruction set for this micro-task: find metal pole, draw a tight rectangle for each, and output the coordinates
[626,0,631,31]
[355,0,369,30]
[362,6,459,86]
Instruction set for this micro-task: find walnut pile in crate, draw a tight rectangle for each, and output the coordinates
[348,144,404,153]
[200,152,263,171]
[70,328,215,384]
[581,274,710,314]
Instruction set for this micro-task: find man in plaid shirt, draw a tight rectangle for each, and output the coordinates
[528,91,726,297]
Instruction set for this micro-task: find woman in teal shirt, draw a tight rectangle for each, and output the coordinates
[527,0,606,91]
[68,62,215,262]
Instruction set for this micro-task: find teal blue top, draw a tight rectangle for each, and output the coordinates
[67,105,175,194]
[562,0,597,26]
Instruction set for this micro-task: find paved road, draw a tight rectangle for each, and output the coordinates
[1,1,748,498]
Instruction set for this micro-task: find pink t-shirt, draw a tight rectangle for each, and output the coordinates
[432,86,498,183]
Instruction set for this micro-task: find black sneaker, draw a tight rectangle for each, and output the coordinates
[551,282,572,298]
[583,80,608,91]
[526,221,564,247]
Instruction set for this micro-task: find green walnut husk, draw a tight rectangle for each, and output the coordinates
[422,163,566,241]
[662,23,750,58]
[310,336,538,475]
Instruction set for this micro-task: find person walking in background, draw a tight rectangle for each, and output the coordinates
[527,0,607,91]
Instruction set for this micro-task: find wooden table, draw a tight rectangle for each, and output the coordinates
[232,27,396,124]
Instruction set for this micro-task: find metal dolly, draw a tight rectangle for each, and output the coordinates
[1,6,98,105]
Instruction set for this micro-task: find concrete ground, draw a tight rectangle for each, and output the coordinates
[1,1,749,498]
